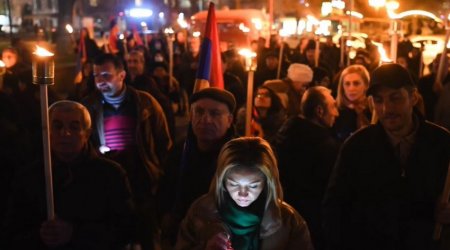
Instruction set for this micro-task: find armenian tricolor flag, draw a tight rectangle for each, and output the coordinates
[193,2,224,92]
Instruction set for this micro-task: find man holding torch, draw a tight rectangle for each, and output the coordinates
[2,100,135,249]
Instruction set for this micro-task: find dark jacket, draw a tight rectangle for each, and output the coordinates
[176,194,314,250]
[323,118,450,250]
[418,73,450,122]
[159,127,236,245]
[274,116,339,250]
[2,147,135,250]
[128,74,176,141]
[82,86,172,194]
[332,106,372,144]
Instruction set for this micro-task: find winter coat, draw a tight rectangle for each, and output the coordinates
[175,193,314,250]
[323,117,450,250]
[2,147,135,250]
[82,86,172,194]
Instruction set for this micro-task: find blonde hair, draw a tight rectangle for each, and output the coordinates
[336,65,370,109]
[210,137,283,211]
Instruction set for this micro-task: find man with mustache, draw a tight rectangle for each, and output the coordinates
[323,63,450,250]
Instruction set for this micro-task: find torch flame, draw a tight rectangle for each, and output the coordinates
[376,44,392,63]
[34,46,54,57]
[238,49,256,59]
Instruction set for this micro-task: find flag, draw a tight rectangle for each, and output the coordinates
[194,2,224,92]
[74,34,87,84]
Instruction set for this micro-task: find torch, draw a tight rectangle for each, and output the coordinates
[239,49,257,136]
[141,22,149,50]
[165,27,175,93]
[65,24,75,47]
[119,34,128,57]
[277,30,288,80]
[33,46,55,220]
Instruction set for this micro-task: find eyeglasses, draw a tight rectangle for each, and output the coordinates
[93,71,114,80]
[192,107,230,119]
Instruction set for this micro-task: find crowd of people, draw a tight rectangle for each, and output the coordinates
[1,19,450,250]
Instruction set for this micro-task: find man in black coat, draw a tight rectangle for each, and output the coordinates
[323,63,450,250]
[2,100,135,250]
[159,88,237,247]
[274,86,340,250]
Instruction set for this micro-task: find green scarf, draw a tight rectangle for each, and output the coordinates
[219,191,266,250]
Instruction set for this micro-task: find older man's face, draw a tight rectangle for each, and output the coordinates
[190,98,233,144]
[50,109,90,161]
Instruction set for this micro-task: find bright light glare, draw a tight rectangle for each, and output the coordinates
[159,12,164,19]
[346,11,364,19]
[376,44,392,63]
[315,20,331,36]
[34,46,54,57]
[238,48,256,58]
[0,60,5,67]
[65,24,73,34]
[369,0,386,8]
[239,23,250,33]
[164,27,174,34]
[141,22,147,27]
[386,1,399,11]
[177,13,188,29]
[321,2,332,16]
[129,8,153,18]
[331,0,345,9]
[119,34,125,40]
[392,10,442,22]
[251,18,262,31]
[193,31,201,37]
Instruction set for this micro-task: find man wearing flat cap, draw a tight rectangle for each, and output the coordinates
[159,87,237,247]
[323,63,450,250]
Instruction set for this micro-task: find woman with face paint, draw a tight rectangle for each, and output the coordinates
[175,137,314,250]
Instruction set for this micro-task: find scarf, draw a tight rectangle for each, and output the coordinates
[219,191,266,250]
[103,86,127,109]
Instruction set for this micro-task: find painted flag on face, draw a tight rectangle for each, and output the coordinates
[193,2,224,92]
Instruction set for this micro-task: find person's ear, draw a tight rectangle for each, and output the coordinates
[118,69,126,81]
[226,113,233,128]
[411,89,419,106]
[315,105,324,118]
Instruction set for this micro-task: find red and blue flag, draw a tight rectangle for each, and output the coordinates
[194,2,224,92]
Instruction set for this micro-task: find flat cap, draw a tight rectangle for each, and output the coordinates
[367,63,415,96]
[190,87,236,113]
